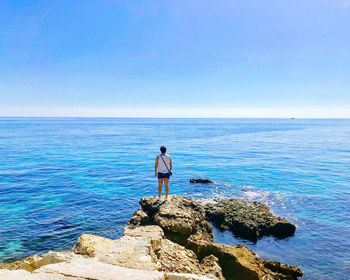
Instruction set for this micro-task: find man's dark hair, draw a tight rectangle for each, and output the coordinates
[160,146,166,153]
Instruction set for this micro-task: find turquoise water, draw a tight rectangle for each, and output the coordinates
[0,118,349,279]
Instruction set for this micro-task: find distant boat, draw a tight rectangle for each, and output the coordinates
[291,117,295,119]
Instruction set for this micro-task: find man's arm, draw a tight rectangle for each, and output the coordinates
[169,157,172,170]
[155,156,159,176]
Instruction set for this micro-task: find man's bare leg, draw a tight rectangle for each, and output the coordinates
[164,178,169,199]
[158,178,163,198]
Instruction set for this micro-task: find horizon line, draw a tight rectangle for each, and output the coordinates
[1,116,350,119]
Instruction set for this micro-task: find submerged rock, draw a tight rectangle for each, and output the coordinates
[190,178,214,184]
[204,198,296,241]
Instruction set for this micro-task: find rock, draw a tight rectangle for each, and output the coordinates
[127,209,151,227]
[123,224,164,253]
[124,225,219,278]
[0,269,78,279]
[190,179,214,184]
[73,226,219,278]
[165,272,214,280]
[0,264,215,280]
[73,229,161,271]
[263,261,303,279]
[156,238,203,274]
[187,239,302,280]
[0,255,42,272]
[0,251,80,272]
[200,255,224,280]
[0,195,302,280]
[136,195,302,280]
[205,198,296,241]
[35,258,165,280]
[1,225,217,280]
[140,195,214,244]
[73,233,113,257]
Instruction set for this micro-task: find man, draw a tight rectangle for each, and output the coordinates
[155,146,172,199]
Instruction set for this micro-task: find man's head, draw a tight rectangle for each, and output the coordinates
[160,146,167,154]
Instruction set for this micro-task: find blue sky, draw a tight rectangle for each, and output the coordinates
[0,0,349,117]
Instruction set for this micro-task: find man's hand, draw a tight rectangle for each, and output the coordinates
[155,172,157,177]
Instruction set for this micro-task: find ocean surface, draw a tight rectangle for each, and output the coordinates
[0,118,349,279]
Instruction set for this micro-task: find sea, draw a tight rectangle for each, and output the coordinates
[0,118,349,279]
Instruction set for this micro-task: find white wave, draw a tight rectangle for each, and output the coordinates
[0,169,30,175]
[241,188,270,201]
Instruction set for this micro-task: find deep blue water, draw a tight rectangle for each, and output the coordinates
[0,118,349,279]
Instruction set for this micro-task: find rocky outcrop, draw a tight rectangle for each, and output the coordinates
[0,258,165,280]
[263,261,304,280]
[0,225,219,280]
[135,195,302,280]
[139,196,214,245]
[72,230,160,271]
[0,195,302,280]
[127,209,151,226]
[0,251,82,272]
[187,238,302,280]
[204,198,296,241]
[190,179,214,184]
[73,226,214,276]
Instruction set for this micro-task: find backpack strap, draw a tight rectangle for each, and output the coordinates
[160,155,171,174]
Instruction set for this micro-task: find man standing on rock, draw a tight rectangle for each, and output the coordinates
[155,146,172,199]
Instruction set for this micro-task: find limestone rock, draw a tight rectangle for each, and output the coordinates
[73,229,160,271]
[164,272,215,280]
[156,238,202,274]
[127,209,151,227]
[263,261,303,279]
[0,266,216,280]
[187,238,302,280]
[205,198,296,241]
[0,195,302,280]
[124,226,220,279]
[71,226,218,278]
[189,179,214,184]
[200,255,224,280]
[136,195,302,280]
[140,195,214,244]
[0,251,80,272]
[123,224,164,253]
[0,269,80,280]
[35,258,164,280]
[0,255,42,272]
[73,233,107,257]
